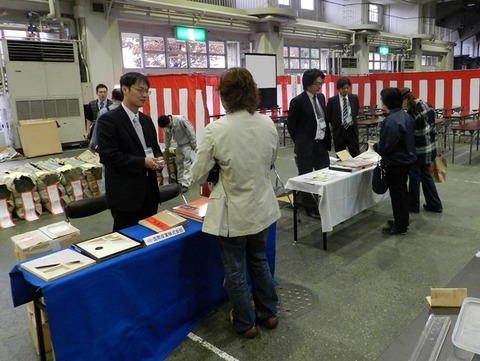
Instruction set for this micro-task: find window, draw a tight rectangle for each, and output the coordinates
[209,41,226,68]
[301,0,314,11]
[369,52,389,71]
[422,55,439,66]
[121,33,142,68]
[278,0,290,5]
[121,32,228,71]
[284,45,325,73]
[143,36,166,68]
[369,4,379,24]
[188,40,207,68]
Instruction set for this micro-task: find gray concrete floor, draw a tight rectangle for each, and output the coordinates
[1,136,480,361]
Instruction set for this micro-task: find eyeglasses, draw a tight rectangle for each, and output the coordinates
[131,86,151,96]
[313,82,324,87]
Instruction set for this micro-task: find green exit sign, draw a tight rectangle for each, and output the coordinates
[175,27,206,42]
[378,46,390,55]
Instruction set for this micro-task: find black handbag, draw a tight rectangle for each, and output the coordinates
[206,162,220,183]
[372,159,388,194]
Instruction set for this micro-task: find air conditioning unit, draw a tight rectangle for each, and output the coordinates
[340,57,358,69]
[393,59,415,72]
[403,59,415,70]
[0,39,85,148]
[340,57,358,75]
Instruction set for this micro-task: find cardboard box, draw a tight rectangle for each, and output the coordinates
[17,119,63,158]
[28,305,52,354]
[27,301,48,323]
[11,221,81,261]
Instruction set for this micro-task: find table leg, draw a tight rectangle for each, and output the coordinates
[322,232,327,251]
[452,129,457,164]
[293,191,298,244]
[33,291,47,361]
[469,130,474,165]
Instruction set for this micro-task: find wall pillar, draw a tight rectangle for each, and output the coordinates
[354,33,370,75]
[83,11,120,90]
[249,24,285,76]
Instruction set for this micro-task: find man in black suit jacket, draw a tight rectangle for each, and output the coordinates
[326,77,360,157]
[96,72,164,231]
[287,69,331,218]
[85,83,112,140]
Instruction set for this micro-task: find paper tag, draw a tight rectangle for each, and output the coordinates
[0,198,15,228]
[46,184,64,215]
[21,191,40,221]
[97,179,105,195]
[319,118,327,129]
[143,226,185,246]
[70,180,83,200]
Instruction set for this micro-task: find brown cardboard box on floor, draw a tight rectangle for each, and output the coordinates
[17,119,63,158]
[11,221,81,262]
[27,302,52,355]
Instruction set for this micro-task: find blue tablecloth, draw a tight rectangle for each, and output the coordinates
[10,221,276,361]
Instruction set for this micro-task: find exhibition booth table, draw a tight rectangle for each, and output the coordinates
[10,221,277,361]
[285,161,389,250]
[376,256,480,361]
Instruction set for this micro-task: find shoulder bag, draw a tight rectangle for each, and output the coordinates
[372,159,388,194]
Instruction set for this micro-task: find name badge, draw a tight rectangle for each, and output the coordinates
[144,147,154,157]
[319,118,327,129]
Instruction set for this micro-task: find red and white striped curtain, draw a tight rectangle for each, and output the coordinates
[145,70,480,142]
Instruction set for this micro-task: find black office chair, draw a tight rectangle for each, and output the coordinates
[64,184,182,222]
[65,194,108,222]
[158,183,182,204]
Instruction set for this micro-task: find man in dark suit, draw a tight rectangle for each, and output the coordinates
[85,83,112,140]
[287,69,331,218]
[96,72,164,231]
[326,77,360,157]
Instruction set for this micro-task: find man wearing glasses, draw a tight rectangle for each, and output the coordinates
[96,72,165,231]
[287,69,332,219]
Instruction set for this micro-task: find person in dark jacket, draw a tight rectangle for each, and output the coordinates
[374,87,416,235]
[401,88,443,213]
[326,77,360,157]
[96,72,164,231]
[287,69,331,219]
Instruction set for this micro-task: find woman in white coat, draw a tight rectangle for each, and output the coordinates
[191,67,281,339]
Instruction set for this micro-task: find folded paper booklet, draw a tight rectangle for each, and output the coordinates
[139,210,188,233]
[329,158,375,172]
[172,197,209,222]
[72,232,143,262]
[304,171,336,183]
[20,248,96,282]
[426,287,468,307]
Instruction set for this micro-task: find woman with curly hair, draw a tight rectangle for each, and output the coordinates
[191,67,281,339]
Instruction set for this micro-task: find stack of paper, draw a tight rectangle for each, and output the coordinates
[139,210,188,232]
[172,197,209,222]
[329,158,375,172]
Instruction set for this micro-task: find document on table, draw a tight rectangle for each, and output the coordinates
[302,170,338,184]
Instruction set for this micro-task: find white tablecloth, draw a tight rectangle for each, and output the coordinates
[285,165,389,232]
